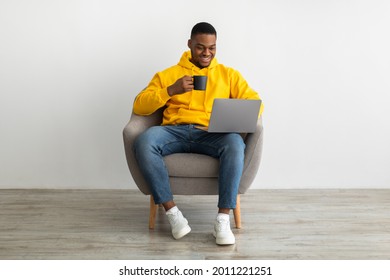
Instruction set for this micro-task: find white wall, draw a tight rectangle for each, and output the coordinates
[1,0,389,189]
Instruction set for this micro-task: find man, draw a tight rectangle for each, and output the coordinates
[133,22,263,245]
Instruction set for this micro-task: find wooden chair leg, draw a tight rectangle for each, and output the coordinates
[233,194,241,229]
[149,195,158,229]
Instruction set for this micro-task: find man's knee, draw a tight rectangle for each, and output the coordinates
[219,134,245,158]
[134,127,159,153]
[226,133,245,151]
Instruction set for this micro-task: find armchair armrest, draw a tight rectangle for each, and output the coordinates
[123,108,164,194]
[240,116,264,193]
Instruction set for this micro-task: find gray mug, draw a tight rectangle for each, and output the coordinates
[193,75,208,90]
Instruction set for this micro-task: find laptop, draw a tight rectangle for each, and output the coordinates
[207,98,261,133]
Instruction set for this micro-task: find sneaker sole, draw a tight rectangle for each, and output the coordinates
[213,231,235,245]
[173,225,191,240]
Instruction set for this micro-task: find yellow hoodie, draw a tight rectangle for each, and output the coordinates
[133,51,263,127]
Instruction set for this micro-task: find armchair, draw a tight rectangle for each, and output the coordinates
[123,106,263,229]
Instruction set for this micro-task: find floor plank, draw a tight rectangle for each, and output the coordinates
[0,189,389,260]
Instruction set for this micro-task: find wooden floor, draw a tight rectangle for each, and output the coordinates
[0,189,389,260]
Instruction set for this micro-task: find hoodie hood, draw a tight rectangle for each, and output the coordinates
[178,50,218,70]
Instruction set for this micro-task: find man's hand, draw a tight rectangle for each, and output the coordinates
[167,75,194,96]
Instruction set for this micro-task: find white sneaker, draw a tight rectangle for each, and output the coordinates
[166,208,191,240]
[213,215,235,245]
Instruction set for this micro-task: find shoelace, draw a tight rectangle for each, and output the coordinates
[216,219,230,231]
[167,212,181,226]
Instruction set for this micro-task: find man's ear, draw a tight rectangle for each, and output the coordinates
[187,39,192,49]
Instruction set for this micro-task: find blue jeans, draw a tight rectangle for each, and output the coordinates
[133,125,245,209]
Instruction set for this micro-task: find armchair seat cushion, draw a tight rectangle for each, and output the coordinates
[165,153,219,178]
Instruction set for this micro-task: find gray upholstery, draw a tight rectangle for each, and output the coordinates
[123,107,263,196]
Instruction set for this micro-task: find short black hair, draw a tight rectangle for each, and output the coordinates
[191,22,217,38]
